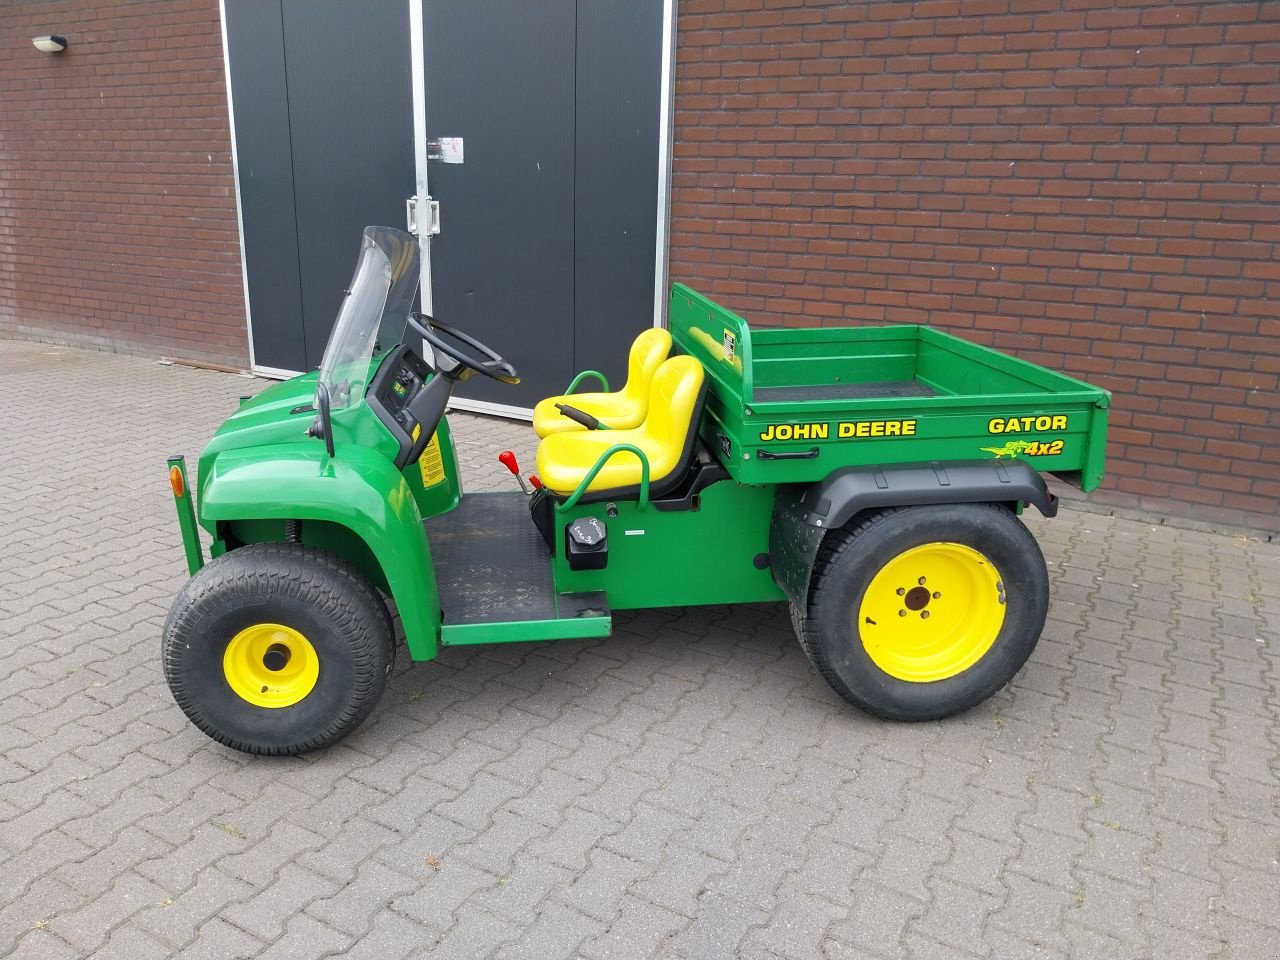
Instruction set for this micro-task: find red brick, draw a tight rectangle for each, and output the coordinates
[0,0,244,365]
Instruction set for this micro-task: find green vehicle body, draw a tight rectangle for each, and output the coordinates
[170,283,1110,659]
[181,370,458,660]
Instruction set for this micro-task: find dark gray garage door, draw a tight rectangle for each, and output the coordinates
[225,0,415,373]
[225,0,665,409]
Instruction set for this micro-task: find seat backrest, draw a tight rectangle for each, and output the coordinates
[638,356,706,477]
[620,328,673,402]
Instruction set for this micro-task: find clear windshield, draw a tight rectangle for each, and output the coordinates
[317,227,421,409]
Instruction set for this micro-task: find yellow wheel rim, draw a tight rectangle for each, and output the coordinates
[857,542,1006,683]
[222,623,319,708]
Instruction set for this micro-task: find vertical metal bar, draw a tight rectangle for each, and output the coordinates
[651,0,677,331]
[408,0,434,314]
[167,456,205,575]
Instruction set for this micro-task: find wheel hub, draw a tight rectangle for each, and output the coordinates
[223,623,319,708]
[262,643,292,672]
[858,542,1006,683]
[903,585,931,611]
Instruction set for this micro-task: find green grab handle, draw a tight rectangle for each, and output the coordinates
[559,443,650,511]
[564,369,610,394]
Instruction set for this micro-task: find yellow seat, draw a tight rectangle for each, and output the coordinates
[532,328,672,437]
[536,355,706,498]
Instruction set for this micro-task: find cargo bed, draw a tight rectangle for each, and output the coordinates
[669,284,1110,490]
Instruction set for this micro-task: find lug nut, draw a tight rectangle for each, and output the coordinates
[921,611,930,619]
[918,577,927,585]
[932,591,941,599]
[896,587,905,596]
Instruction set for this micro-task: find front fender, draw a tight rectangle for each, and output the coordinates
[199,443,440,660]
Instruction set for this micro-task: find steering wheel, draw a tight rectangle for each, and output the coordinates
[406,312,520,384]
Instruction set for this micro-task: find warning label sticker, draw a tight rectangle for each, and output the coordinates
[419,434,446,487]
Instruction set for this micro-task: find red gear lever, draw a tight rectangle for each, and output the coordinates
[497,450,530,494]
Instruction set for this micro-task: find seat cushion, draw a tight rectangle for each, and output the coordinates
[536,427,652,494]
[535,356,705,498]
[532,391,644,437]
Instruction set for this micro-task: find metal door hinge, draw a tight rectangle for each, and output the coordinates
[406,196,441,237]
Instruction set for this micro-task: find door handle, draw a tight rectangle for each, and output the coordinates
[757,447,819,460]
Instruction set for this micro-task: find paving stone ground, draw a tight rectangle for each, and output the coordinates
[1,339,1278,960]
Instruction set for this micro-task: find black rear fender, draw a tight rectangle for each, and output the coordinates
[769,460,1058,607]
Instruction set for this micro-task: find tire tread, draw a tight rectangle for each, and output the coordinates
[162,543,394,755]
[795,503,1046,721]
[795,507,909,718]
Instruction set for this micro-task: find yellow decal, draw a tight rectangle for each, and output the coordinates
[982,438,1065,459]
[758,419,916,442]
[419,434,446,487]
[838,419,917,439]
[759,422,829,441]
[988,415,1068,434]
[411,423,422,442]
[689,327,744,375]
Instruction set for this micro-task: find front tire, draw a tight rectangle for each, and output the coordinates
[795,503,1049,721]
[162,542,395,755]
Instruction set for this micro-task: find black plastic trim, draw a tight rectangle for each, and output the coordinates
[758,447,819,460]
[529,487,556,553]
[802,460,1059,530]
[650,454,730,512]
[367,345,417,467]
[367,344,453,470]
[555,403,601,430]
[768,485,825,607]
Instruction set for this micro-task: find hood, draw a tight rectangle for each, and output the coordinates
[204,371,322,458]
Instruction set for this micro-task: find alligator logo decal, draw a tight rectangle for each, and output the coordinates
[982,438,1064,458]
[982,439,1035,459]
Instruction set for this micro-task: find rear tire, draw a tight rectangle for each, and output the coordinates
[162,542,395,755]
[795,503,1048,721]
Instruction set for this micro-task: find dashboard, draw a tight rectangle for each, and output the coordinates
[367,345,450,470]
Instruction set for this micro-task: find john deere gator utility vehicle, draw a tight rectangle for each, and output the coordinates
[163,227,1109,754]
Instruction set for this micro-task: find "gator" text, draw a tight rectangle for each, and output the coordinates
[987,415,1068,434]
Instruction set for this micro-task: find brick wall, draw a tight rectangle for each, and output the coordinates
[669,0,1280,533]
[0,0,247,366]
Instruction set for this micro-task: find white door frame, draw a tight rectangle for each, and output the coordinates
[651,0,677,335]
[410,0,676,420]
[219,0,268,376]
[408,0,435,313]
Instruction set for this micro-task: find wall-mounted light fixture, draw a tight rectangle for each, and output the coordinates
[32,35,68,53]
